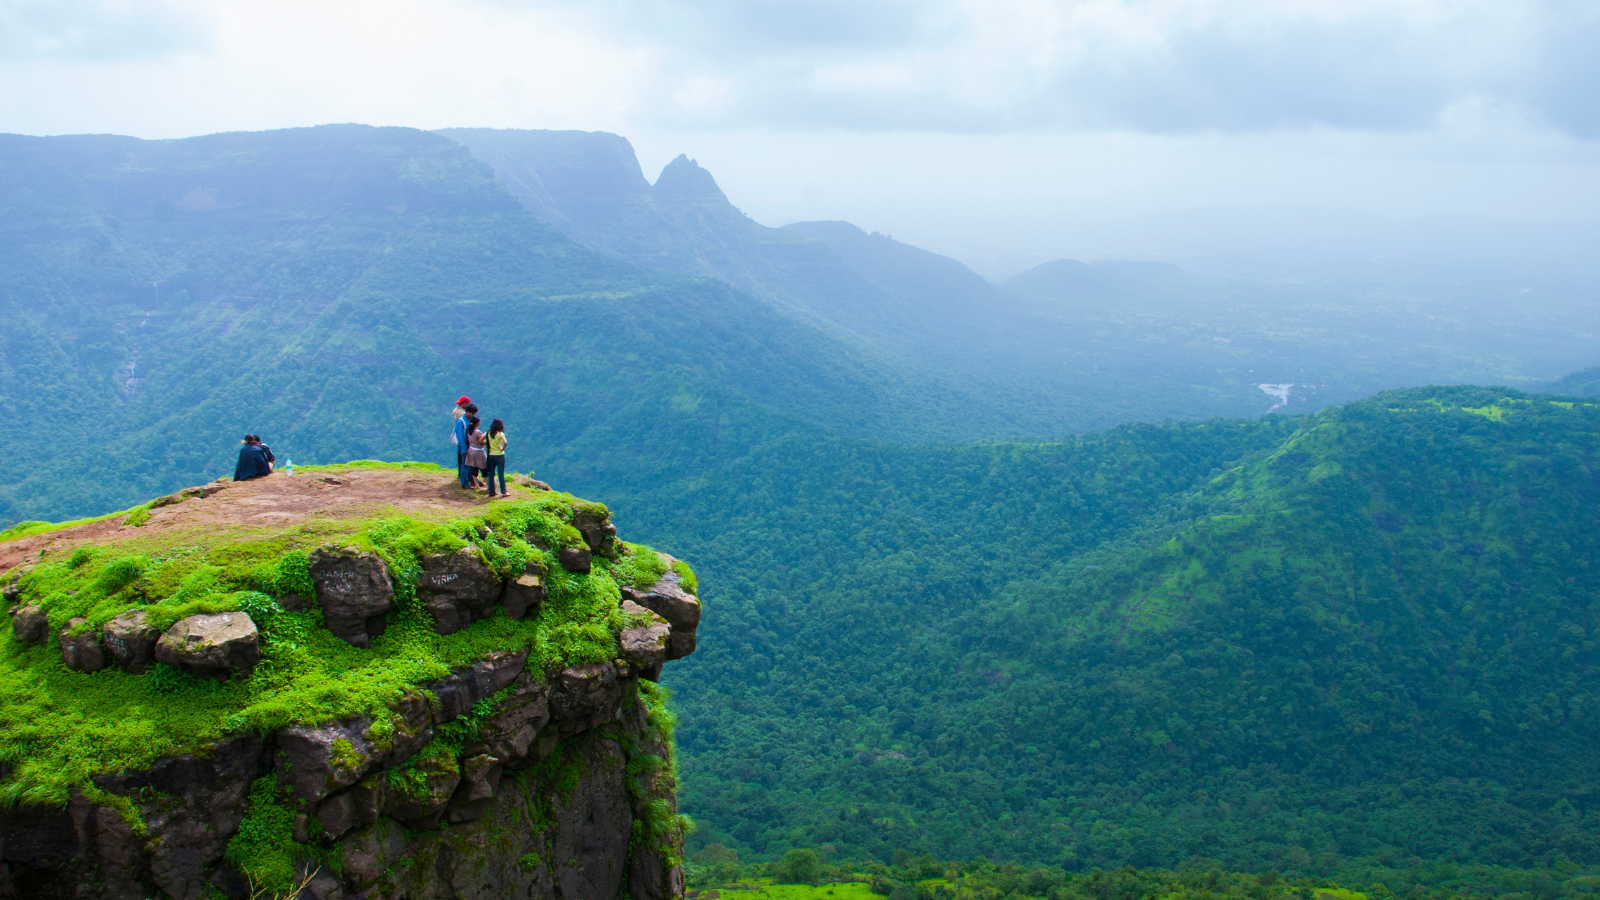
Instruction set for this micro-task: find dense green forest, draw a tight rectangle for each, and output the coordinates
[688,845,1600,900]
[629,387,1600,887]
[4,126,1600,894]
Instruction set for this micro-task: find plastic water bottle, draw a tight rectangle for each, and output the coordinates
[285,460,294,476]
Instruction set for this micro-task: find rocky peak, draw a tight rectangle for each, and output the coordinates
[652,154,730,205]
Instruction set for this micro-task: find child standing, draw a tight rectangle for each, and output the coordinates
[463,414,488,489]
[484,418,508,497]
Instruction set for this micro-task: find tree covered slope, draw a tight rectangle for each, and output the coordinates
[637,387,1600,875]
[0,125,1018,525]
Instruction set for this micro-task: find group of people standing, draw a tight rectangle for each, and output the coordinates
[233,434,277,481]
[452,396,509,496]
[228,401,509,494]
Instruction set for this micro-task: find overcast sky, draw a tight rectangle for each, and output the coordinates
[3,0,1598,273]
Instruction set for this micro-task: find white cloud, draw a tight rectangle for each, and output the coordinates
[0,0,213,60]
[0,0,1595,258]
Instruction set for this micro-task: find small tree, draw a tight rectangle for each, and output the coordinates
[777,849,822,885]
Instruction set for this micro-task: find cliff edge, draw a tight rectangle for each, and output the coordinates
[0,463,700,899]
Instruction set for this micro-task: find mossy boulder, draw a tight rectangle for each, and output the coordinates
[417,547,503,635]
[11,603,48,644]
[572,502,619,559]
[101,609,161,674]
[154,612,260,680]
[621,567,701,661]
[58,618,108,673]
[473,671,550,766]
[502,562,546,619]
[618,600,670,682]
[558,546,591,573]
[445,753,504,824]
[308,548,395,648]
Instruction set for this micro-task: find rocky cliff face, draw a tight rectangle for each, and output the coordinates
[0,468,699,900]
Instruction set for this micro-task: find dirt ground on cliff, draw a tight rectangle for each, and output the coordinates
[0,467,535,575]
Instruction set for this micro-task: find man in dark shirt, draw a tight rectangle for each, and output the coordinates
[253,435,276,470]
[234,435,272,481]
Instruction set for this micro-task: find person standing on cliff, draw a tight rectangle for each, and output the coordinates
[463,410,489,489]
[484,418,508,497]
[452,396,471,488]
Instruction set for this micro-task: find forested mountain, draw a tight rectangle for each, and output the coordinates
[1546,367,1600,397]
[441,128,1600,428]
[436,127,1014,349]
[0,124,1025,524]
[635,386,1600,881]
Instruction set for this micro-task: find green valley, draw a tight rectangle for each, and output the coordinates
[630,387,1600,888]
[2,124,1599,900]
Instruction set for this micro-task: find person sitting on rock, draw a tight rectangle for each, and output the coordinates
[252,434,276,471]
[233,434,272,482]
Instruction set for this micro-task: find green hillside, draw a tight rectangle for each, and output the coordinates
[0,125,1014,525]
[629,387,1600,882]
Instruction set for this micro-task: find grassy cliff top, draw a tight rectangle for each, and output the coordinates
[0,462,694,809]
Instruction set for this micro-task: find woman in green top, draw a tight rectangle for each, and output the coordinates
[484,418,509,497]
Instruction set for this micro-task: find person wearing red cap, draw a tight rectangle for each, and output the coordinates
[452,396,472,487]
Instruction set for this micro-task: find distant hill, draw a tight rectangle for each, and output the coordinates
[1004,258,1186,306]
[0,125,998,524]
[1545,366,1600,397]
[437,128,1089,419]
[442,129,1600,433]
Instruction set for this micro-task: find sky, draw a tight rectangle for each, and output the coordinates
[3,0,1598,274]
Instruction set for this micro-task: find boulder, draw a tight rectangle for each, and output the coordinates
[382,758,460,831]
[11,604,48,644]
[308,549,394,648]
[102,609,161,674]
[59,619,108,673]
[154,612,260,680]
[475,671,550,767]
[417,547,502,635]
[618,601,670,682]
[346,773,388,832]
[374,690,437,766]
[314,790,358,841]
[621,570,701,661]
[275,718,382,804]
[572,504,619,558]
[429,648,529,722]
[445,754,503,823]
[548,662,624,733]
[502,561,546,619]
[558,546,591,574]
